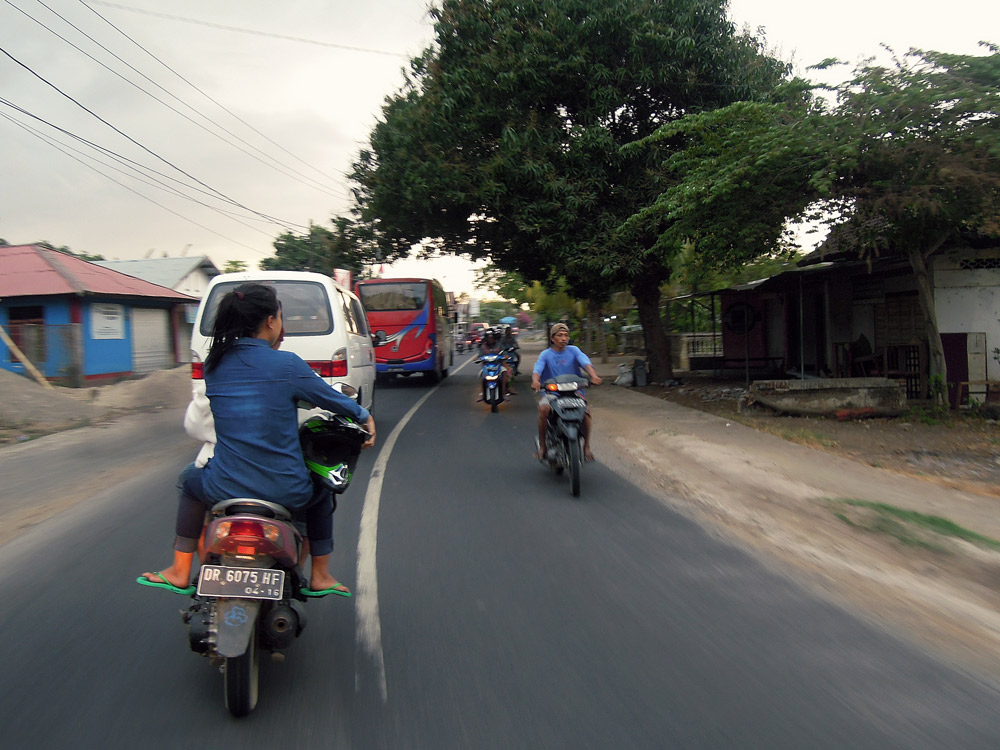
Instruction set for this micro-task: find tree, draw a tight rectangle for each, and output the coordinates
[260,216,399,276]
[474,265,530,305]
[628,45,1000,391]
[351,0,788,380]
[223,260,248,273]
[37,241,105,261]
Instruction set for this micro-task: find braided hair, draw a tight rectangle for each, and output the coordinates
[205,283,280,373]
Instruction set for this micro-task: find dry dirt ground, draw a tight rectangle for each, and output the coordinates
[639,372,1000,495]
[591,369,1000,683]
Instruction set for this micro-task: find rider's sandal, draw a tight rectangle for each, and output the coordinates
[300,583,352,598]
[136,572,196,595]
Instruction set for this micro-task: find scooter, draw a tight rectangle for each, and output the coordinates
[477,352,508,413]
[182,408,368,717]
[535,374,588,497]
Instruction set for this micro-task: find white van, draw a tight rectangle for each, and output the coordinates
[190,271,376,411]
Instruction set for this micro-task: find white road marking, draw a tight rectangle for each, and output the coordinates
[355,355,476,701]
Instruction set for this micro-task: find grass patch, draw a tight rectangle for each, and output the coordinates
[775,427,838,449]
[829,498,1000,552]
[903,405,952,427]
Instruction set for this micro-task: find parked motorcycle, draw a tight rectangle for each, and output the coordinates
[182,409,368,717]
[476,352,509,412]
[535,374,588,497]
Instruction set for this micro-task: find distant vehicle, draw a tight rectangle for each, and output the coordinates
[191,271,376,411]
[468,322,488,345]
[355,277,453,383]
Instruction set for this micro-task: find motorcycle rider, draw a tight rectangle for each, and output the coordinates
[531,323,602,461]
[478,328,515,397]
[499,325,521,375]
[139,283,375,597]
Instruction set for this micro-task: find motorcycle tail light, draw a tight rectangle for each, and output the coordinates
[545,383,559,392]
[211,519,283,554]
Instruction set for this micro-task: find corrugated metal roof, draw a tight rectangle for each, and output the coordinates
[0,244,194,300]
[93,256,220,289]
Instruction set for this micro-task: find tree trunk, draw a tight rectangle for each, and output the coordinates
[594,305,609,364]
[584,304,595,354]
[905,243,947,404]
[631,273,673,382]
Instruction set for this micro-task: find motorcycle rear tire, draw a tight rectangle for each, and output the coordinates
[224,632,260,717]
[569,439,582,497]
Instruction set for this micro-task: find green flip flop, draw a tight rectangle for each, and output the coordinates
[136,572,196,595]
[300,584,352,598]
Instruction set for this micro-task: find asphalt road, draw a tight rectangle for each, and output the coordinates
[1,350,999,748]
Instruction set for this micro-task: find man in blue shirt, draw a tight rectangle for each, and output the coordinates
[530,323,602,461]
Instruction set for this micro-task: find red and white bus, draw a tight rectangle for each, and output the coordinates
[355,277,453,382]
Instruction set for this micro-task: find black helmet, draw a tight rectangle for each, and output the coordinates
[299,412,368,493]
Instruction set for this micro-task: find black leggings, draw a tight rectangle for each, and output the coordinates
[172,463,334,556]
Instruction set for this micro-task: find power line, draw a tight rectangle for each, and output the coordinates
[76,0,353,198]
[89,0,411,59]
[0,94,282,230]
[0,108,273,254]
[14,0,350,200]
[0,43,310,231]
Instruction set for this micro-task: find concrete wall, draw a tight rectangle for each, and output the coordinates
[934,249,1000,381]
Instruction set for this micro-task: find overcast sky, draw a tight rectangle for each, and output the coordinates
[1,1,997,295]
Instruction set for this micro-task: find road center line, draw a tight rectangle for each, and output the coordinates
[355,355,476,701]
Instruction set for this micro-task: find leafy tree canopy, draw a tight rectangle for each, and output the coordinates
[627,44,1000,384]
[260,216,390,276]
[350,0,789,378]
[473,264,530,304]
[223,260,248,273]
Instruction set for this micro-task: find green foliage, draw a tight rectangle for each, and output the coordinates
[628,44,1000,382]
[831,498,1000,551]
[223,260,248,273]
[350,0,790,379]
[260,217,378,276]
[40,242,105,261]
[474,265,531,304]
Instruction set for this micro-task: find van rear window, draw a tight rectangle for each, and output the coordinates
[199,281,333,336]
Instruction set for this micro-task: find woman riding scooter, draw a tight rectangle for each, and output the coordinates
[139,283,375,597]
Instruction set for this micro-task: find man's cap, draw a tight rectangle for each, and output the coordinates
[549,323,569,341]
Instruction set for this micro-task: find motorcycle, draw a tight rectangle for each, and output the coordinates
[182,406,369,717]
[535,374,588,497]
[476,351,509,413]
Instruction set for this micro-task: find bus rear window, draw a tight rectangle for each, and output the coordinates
[358,282,427,312]
[199,281,333,336]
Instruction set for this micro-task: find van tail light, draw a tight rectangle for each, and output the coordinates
[308,348,348,378]
[191,354,204,380]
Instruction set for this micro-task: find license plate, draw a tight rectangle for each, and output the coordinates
[387,367,405,372]
[197,565,285,600]
[559,398,587,409]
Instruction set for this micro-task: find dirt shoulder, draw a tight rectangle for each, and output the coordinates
[582,355,1000,684]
